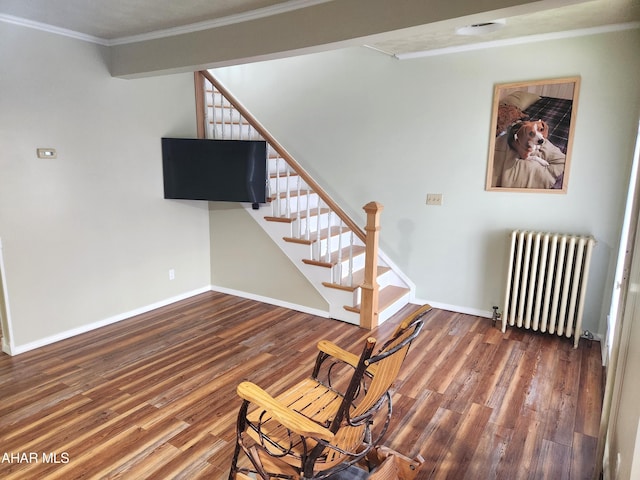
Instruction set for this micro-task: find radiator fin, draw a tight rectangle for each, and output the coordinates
[502,230,595,348]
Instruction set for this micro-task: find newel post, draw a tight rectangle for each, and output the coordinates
[360,201,383,330]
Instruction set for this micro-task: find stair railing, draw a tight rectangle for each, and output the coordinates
[196,71,380,328]
[199,71,364,242]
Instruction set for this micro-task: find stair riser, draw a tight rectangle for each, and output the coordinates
[330,254,366,280]
[350,269,399,304]
[379,291,412,323]
[312,231,357,261]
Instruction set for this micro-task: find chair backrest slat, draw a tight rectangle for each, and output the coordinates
[352,305,430,418]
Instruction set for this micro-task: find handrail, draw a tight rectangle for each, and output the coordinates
[199,70,366,244]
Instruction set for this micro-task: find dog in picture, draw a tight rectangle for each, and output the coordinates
[507,120,550,166]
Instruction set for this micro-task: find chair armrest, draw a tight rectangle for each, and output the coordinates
[317,340,379,375]
[317,340,360,366]
[236,381,335,441]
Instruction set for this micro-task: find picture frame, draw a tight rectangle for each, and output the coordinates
[485,76,580,193]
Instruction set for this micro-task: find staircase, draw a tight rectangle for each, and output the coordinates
[198,71,414,327]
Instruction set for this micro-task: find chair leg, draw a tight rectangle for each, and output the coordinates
[229,400,251,480]
[228,440,242,480]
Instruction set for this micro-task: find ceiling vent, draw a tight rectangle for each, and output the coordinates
[456,19,506,36]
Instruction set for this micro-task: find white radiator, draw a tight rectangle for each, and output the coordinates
[502,230,595,348]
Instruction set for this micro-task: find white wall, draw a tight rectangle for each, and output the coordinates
[0,23,212,351]
[212,28,640,337]
[209,202,328,311]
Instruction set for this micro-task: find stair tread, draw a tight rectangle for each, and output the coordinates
[303,244,366,268]
[270,189,314,200]
[322,266,391,291]
[264,208,331,223]
[270,172,300,179]
[343,285,410,314]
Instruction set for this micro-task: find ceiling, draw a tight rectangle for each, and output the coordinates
[372,0,640,57]
[0,0,638,58]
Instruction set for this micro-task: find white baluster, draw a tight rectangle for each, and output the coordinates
[325,210,332,264]
[204,86,210,139]
[296,174,302,239]
[221,96,226,139]
[336,217,343,283]
[275,158,281,217]
[230,105,235,140]
[285,165,291,218]
[315,200,322,261]
[211,88,217,139]
[306,191,311,241]
[347,232,354,287]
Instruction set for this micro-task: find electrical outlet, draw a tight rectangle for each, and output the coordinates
[426,193,443,206]
[169,269,175,280]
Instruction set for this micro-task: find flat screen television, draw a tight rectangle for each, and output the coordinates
[161,137,268,205]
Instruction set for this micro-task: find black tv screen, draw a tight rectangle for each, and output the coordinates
[161,138,268,203]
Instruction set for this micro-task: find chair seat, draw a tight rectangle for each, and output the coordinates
[245,377,348,459]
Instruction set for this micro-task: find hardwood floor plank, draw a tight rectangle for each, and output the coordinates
[522,341,558,421]
[532,439,571,480]
[411,407,464,478]
[144,434,227,480]
[442,341,498,414]
[486,345,527,428]
[574,344,604,437]
[543,348,582,446]
[463,421,512,479]
[470,339,516,406]
[570,432,598,480]
[0,293,603,479]
[495,413,544,479]
[433,402,493,479]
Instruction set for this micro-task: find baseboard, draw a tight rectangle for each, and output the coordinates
[210,284,330,318]
[7,286,212,356]
[415,298,493,318]
[5,290,601,356]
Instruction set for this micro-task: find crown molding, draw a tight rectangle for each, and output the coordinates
[0,0,333,47]
[0,13,110,45]
[394,21,640,59]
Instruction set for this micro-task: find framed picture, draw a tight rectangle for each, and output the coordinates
[486,76,580,193]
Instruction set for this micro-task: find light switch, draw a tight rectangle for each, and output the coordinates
[37,148,57,159]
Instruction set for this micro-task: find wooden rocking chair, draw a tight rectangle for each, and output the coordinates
[228,304,432,480]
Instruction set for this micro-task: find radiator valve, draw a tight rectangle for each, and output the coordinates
[492,306,501,328]
[581,330,594,340]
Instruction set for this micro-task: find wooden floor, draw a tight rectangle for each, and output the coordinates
[0,292,603,479]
